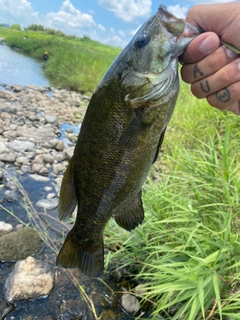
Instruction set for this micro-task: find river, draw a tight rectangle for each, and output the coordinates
[0,44,50,87]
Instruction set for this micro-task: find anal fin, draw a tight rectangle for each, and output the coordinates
[114,191,144,231]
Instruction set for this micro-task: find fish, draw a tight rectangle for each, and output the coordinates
[56,4,200,277]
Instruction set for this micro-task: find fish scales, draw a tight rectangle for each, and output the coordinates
[57,4,200,277]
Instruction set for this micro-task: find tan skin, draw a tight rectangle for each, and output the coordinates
[181,2,240,115]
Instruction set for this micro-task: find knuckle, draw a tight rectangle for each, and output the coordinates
[218,68,232,84]
[187,6,200,20]
[180,66,192,83]
[207,50,225,71]
[191,83,204,98]
[206,96,216,107]
[230,83,238,98]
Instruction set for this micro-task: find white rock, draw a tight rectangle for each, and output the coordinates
[29,174,50,182]
[121,293,141,315]
[0,141,9,154]
[5,256,54,302]
[46,193,56,199]
[25,84,46,92]
[7,140,35,153]
[0,221,13,236]
[36,198,58,210]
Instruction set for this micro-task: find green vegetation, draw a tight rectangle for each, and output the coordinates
[0,25,120,93]
[9,24,21,30]
[105,81,240,319]
[1,24,240,318]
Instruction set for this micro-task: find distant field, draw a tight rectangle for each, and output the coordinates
[0,27,121,93]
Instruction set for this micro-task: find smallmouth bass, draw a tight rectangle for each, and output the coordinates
[57,5,200,277]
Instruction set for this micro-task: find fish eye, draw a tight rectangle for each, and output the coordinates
[135,33,150,49]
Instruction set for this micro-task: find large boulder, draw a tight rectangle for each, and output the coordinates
[5,256,54,302]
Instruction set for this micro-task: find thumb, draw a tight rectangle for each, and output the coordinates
[182,32,220,63]
[186,3,240,50]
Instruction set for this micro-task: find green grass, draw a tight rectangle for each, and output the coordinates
[104,83,240,319]
[0,27,120,93]
[1,26,240,317]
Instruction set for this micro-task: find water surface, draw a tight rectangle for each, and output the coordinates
[0,44,49,87]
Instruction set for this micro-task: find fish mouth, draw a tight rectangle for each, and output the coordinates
[157,4,185,37]
[157,4,200,52]
[157,4,178,22]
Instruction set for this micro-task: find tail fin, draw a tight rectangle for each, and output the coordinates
[56,229,104,277]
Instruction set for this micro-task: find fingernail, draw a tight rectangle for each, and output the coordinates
[199,36,218,54]
[226,47,239,59]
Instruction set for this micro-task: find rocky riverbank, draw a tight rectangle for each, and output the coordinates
[0,83,90,208]
[0,84,144,319]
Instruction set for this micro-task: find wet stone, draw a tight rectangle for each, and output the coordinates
[38,166,49,175]
[5,256,54,302]
[0,221,13,236]
[36,198,59,210]
[121,293,141,315]
[101,309,119,320]
[4,190,19,202]
[5,180,18,191]
[21,164,31,173]
[28,173,50,182]
[31,163,45,173]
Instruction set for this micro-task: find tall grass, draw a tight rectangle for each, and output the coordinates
[106,128,240,318]
[105,85,240,319]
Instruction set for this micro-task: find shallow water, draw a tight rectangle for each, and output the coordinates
[0,44,49,87]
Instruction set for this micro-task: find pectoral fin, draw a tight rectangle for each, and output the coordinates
[152,126,167,164]
[58,157,78,221]
[114,191,144,231]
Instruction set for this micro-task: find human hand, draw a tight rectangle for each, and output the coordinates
[181,2,240,115]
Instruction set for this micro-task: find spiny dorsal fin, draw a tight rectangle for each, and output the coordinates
[114,191,144,231]
[58,157,78,221]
